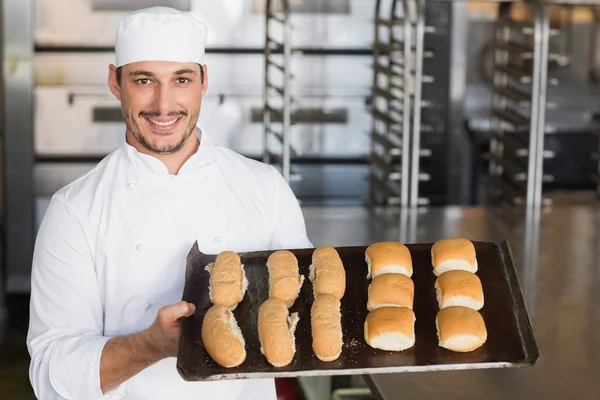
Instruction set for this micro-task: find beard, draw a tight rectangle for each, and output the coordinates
[123,105,199,155]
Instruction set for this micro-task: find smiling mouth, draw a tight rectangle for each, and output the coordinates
[146,117,180,127]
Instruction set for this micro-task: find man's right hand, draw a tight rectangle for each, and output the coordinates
[100,301,196,393]
[145,301,196,358]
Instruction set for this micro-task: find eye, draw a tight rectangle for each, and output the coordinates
[136,78,151,85]
[177,78,190,84]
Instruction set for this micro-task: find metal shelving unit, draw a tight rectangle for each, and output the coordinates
[369,0,429,207]
[263,0,301,183]
[485,3,557,208]
[368,0,411,206]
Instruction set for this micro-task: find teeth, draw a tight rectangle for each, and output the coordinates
[148,118,178,126]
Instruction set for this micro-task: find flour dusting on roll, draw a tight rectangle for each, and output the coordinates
[309,246,346,300]
[267,250,304,308]
[205,250,247,311]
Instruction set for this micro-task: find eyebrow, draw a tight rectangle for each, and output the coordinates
[173,69,197,76]
[128,69,196,78]
[128,70,154,77]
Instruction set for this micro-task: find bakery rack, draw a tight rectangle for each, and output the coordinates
[368,0,430,207]
[263,0,299,183]
[483,3,569,208]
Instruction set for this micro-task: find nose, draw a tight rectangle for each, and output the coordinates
[151,83,174,115]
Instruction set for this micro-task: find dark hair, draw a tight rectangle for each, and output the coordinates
[115,64,205,85]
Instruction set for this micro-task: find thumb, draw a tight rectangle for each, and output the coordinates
[163,301,196,322]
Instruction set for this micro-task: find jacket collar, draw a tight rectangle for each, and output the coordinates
[123,127,215,175]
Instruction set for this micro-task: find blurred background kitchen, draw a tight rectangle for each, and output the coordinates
[1,0,599,399]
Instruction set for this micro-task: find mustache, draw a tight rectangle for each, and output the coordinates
[139,110,188,118]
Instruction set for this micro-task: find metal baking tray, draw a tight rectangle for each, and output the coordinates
[176,240,539,381]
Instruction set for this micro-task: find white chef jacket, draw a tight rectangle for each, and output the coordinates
[26,129,313,400]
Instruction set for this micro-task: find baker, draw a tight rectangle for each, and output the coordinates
[26,7,312,400]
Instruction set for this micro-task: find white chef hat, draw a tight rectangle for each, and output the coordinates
[115,7,208,68]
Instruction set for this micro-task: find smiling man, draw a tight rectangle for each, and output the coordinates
[26,7,311,400]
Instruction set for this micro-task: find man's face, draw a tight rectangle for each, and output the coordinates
[108,61,207,155]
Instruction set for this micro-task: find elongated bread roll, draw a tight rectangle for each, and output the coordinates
[364,307,415,351]
[202,304,246,368]
[205,251,248,311]
[258,298,299,367]
[309,246,346,300]
[311,294,343,362]
[367,273,414,311]
[434,270,484,310]
[436,306,487,352]
[267,250,304,308]
[365,242,413,278]
[431,238,478,276]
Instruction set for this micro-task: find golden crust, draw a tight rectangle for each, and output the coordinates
[368,273,414,310]
[431,238,476,268]
[209,251,244,308]
[366,242,412,276]
[267,250,302,307]
[201,305,246,368]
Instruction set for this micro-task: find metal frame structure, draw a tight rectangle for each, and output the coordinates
[263,0,299,183]
[2,0,35,293]
[369,0,429,207]
[595,135,600,197]
[485,2,555,208]
[368,0,412,206]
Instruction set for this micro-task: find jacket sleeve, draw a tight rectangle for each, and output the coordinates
[268,166,313,250]
[26,194,120,400]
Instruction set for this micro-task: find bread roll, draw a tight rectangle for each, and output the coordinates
[258,298,299,367]
[434,270,484,310]
[201,304,246,368]
[367,273,414,311]
[364,307,415,351]
[365,242,412,278]
[309,246,346,300]
[267,250,304,308]
[311,294,343,362]
[436,306,487,352]
[205,251,248,311]
[431,238,478,276]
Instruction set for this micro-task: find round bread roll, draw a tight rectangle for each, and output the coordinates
[434,270,484,310]
[258,298,299,367]
[431,238,478,276]
[201,304,246,368]
[367,273,414,311]
[436,306,487,352]
[205,251,248,310]
[267,250,304,308]
[309,246,346,300]
[311,294,343,362]
[364,307,415,351]
[365,242,412,278]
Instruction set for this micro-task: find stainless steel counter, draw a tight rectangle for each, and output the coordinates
[302,205,600,400]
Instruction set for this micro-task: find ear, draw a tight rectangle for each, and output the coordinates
[200,64,208,97]
[108,64,121,101]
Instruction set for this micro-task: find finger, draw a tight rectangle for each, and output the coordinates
[159,302,195,323]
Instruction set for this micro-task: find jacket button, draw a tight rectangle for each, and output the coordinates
[214,236,222,243]
[128,182,136,190]
[205,175,213,182]
[136,244,144,252]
